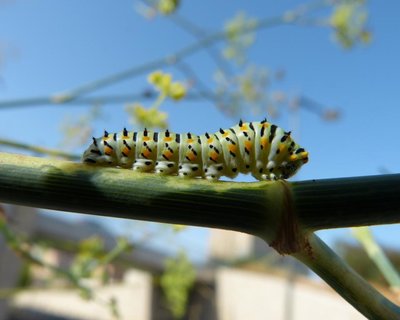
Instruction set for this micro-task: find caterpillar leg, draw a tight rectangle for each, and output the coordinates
[261,173,277,180]
[178,163,201,178]
[203,165,223,181]
[133,159,155,172]
[155,161,178,175]
[205,174,220,181]
[256,164,278,181]
[251,161,266,181]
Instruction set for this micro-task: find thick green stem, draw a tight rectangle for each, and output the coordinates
[293,175,400,230]
[0,152,284,237]
[1,153,399,233]
[0,152,399,318]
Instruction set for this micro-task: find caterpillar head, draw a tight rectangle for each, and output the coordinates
[82,137,116,166]
[280,149,309,179]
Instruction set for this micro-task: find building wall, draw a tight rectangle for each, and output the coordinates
[208,229,254,262]
[216,268,365,320]
[11,269,152,320]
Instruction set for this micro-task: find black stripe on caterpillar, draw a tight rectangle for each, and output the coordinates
[82,119,309,181]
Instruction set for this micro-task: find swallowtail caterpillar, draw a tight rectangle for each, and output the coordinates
[82,119,309,181]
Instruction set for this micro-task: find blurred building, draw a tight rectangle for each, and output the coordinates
[0,205,368,320]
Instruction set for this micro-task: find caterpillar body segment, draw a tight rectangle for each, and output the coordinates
[82,120,309,181]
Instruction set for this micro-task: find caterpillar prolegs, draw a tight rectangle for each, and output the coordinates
[82,119,309,181]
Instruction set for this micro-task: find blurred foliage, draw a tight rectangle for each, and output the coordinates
[160,251,196,319]
[330,0,371,49]
[60,105,102,149]
[223,12,257,65]
[0,207,130,317]
[69,236,131,298]
[126,70,186,129]
[157,0,180,15]
[125,103,168,129]
[337,240,400,286]
[109,296,121,320]
[148,70,187,101]
[71,236,106,279]
[215,65,285,117]
[171,224,186,232]
[17,262,33,288]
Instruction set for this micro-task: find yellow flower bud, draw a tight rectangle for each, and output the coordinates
[126,103,168,129]
[168,82,186,101]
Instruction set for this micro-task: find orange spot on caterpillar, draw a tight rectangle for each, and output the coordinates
[164,137,173,142]
[210,151,219,161]
[245,140,252,151]
[207,138,213,144]
[300,151,309,159]
[104,146,113,155]
[122,147,131,155]
[163,150,173,160]
[187,138,194,144]
[228,144,237,153]
[143,136,150,142]
[261,137,268,149]
[142,149,152,158]
[186,152,196,161]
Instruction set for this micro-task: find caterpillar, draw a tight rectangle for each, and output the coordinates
[82,119,309,181]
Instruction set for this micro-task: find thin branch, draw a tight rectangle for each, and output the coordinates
[0,139,80,161]
[174,62,217,102]
[0,91,340,122]
[0,92,218,109]
[0,0,331,108]
[162,12,234,76]
[295,95,340,120]
[352,227,400,293]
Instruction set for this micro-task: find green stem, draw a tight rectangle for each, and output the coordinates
[294,233,400,319]
[151,92,167,110]
[0,153,400,233]
[0,152,399,318]
[352,227,400,291]
[292,175,400,230]
[0,152,282,237]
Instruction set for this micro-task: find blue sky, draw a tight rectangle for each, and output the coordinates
[1,0,399,262]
